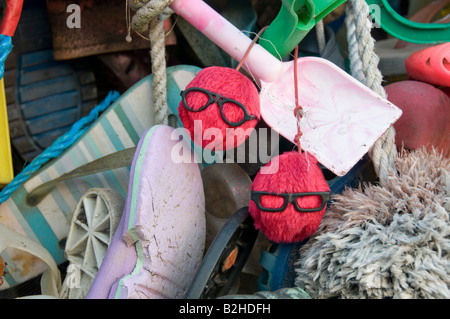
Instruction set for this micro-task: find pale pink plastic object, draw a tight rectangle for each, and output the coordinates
[170,0,402,176]
[86,125,205,299]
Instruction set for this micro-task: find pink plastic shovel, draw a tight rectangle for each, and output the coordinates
[170,0,402,176]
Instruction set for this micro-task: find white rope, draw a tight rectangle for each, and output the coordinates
[128,0,175,125]
[345,0,397,183]
[315,19,326,55]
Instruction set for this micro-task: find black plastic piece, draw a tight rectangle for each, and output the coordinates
[186,207,258,299]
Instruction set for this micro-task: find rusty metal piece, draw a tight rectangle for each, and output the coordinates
[46,0,176,60]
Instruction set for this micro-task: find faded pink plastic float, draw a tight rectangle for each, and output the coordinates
[170,0,402,176]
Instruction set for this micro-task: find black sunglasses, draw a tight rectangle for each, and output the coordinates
[180,87,258,127]
[251,191,330,213]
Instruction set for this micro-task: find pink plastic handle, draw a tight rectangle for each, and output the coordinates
[170,0,283,84]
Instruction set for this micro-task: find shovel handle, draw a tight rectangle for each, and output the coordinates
[170,0,283,84]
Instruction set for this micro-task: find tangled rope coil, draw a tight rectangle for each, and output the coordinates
[128,0,175,125]
[345,0,397,183]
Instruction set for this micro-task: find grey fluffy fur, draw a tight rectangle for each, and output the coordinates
[294,148,450,299]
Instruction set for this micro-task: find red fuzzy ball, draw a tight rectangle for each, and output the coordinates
[249,151,330,243]
[178,66,260,151]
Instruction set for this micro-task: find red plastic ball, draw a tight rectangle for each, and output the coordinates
[385,80,450,157]
[249,151,330,243]
[178,66,260,151]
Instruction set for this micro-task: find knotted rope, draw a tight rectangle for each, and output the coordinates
[345,0,397,183]
[127,0,174,126]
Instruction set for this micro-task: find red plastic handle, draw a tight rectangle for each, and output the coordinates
[0,0,24,36]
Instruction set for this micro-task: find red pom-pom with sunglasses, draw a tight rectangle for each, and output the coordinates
[178,66,260,151]
[249,151,331,243]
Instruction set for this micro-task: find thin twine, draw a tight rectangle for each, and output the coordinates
[238,29,284,91]
[235,26,268,72]
[293,45,304,153]
[241,30,283,62]
[125,0,132,42]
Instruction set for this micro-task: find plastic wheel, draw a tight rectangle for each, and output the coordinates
[60,188,124,299]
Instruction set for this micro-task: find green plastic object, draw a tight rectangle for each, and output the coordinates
[366,0,450,44]
[259,0,346,58]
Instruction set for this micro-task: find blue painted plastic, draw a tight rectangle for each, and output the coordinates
[11,49,97,161]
